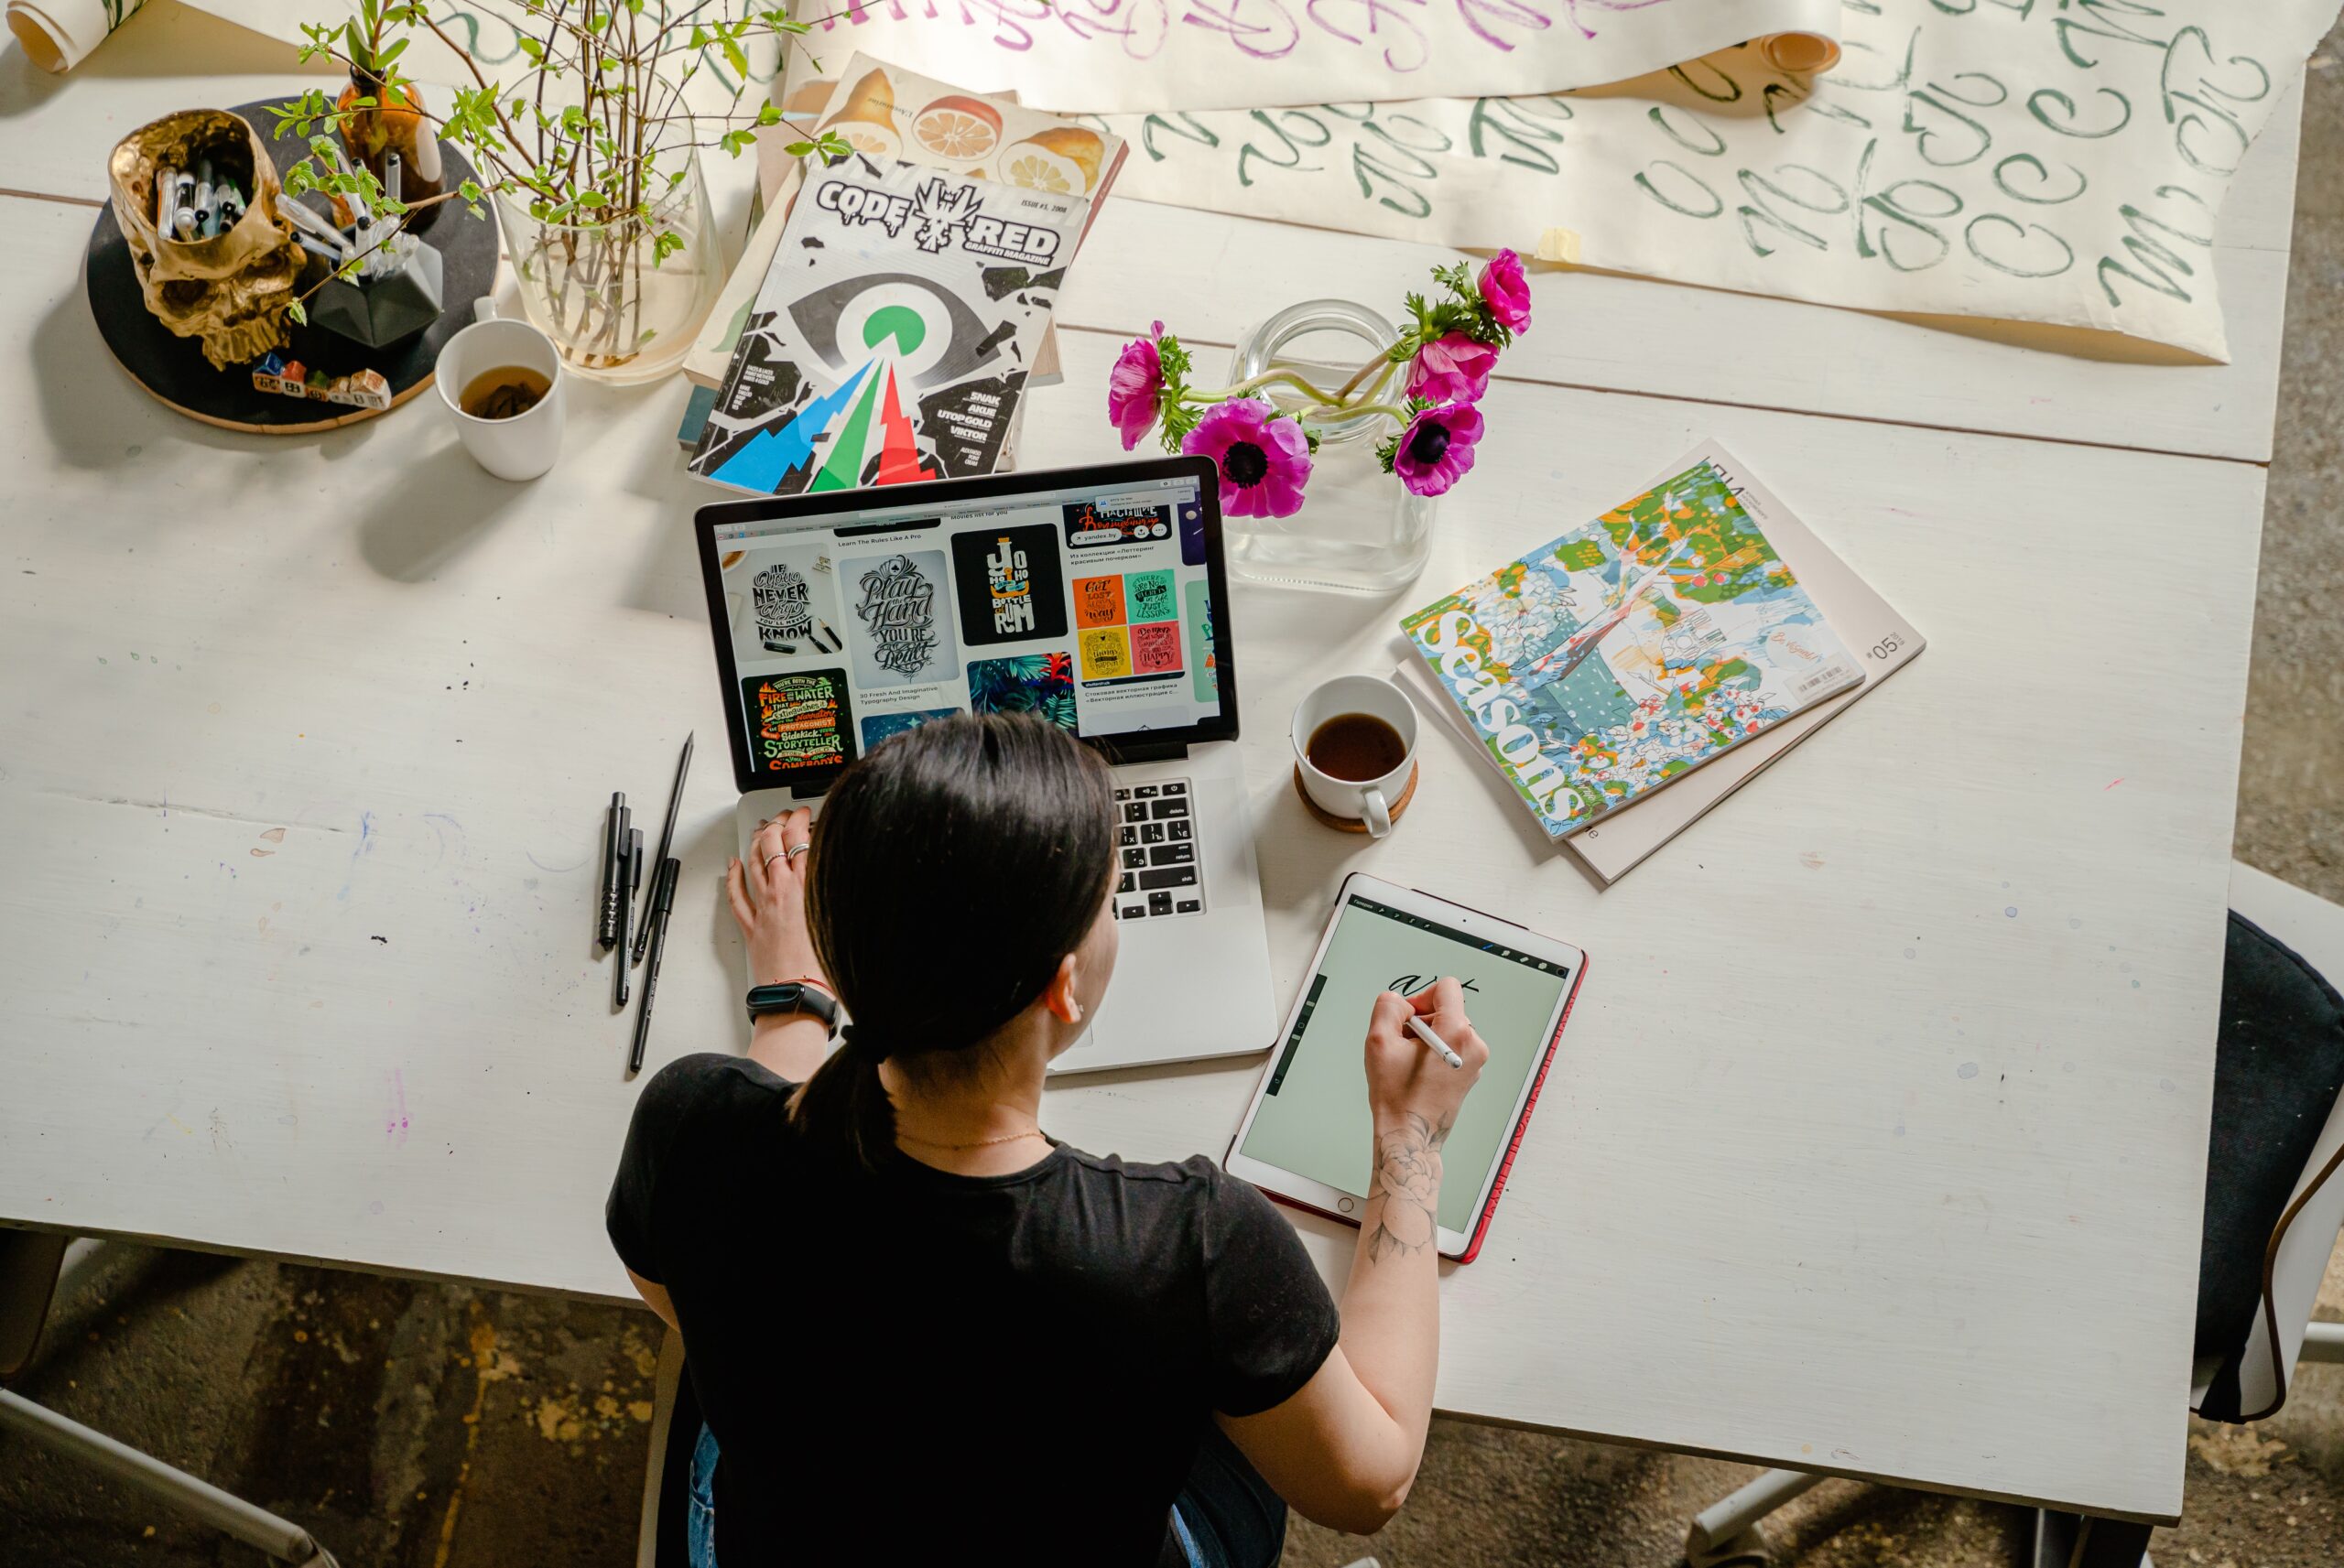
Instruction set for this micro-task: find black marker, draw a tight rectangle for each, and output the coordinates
[634,733,694,965]
[596,793,627,948]
[614,828,643,1008]
[628,857,681,1076]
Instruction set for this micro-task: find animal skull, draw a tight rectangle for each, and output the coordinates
[108,110,305,370]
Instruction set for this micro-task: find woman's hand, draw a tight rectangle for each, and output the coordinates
[725,809,826,990]
[1362,976,1488,1146]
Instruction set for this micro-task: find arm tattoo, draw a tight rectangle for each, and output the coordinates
[1363,1112,1451,1263]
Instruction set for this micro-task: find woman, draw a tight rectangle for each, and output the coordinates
[608,713,1489,1565]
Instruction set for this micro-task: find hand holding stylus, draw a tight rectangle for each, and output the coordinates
[1363,978,1487,1137]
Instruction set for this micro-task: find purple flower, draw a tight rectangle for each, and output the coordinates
[1107,323,1166,450]
[1406,332,1496,405]
[1392,403,1483,497]
[1182,398,1310,518]
[1478,249,1532,334]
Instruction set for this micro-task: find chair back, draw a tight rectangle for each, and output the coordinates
[2199,865,2344,1422]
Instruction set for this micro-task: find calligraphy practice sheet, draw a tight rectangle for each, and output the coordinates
[1068,0,2341,358]
[795,0,1844,112]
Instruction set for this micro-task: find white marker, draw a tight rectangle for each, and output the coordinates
[1405,1013,1465,1069]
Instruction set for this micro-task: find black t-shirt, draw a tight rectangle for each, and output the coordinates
[607,1054,1340,1565]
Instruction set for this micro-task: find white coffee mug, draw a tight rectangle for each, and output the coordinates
[1292,674,1419,838]
[434,314,566,481]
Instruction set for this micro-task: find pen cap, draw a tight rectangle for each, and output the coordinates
[650,857,681,914]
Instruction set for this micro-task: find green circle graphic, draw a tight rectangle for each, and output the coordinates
[863,305,928,354]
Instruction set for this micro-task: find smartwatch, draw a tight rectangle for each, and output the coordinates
[745,980,841,1031]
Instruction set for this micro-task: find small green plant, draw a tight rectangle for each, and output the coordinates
[271,0,850,362]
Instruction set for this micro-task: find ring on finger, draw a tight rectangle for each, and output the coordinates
[785,844,810,860]
[763,853,786,873]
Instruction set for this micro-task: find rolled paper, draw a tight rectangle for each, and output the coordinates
[5,0,147,73]
[153,164,175,236]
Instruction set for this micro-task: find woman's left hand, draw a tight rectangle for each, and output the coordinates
[726,809,826,990]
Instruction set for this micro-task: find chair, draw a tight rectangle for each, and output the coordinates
[0,1235,342,1567]
[1684,861,2344,1568]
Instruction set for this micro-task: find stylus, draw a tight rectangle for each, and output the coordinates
[614,828,642,1009]
[1405,1014,1465,1070]
[596,793,627,949]
[633,732,694,965]
[629,858,681,1076]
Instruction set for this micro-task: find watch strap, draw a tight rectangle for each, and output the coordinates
[745,980,840,1030]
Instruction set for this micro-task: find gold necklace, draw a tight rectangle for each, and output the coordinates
[895,1125,1047,1151]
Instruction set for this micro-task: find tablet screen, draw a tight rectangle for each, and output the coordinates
[1238,893,1575,1232]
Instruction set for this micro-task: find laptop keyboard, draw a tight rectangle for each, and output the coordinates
[1112,780,1204,922]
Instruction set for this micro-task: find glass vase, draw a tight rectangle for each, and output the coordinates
[1224,298,1436,595]
[494,145,722,386]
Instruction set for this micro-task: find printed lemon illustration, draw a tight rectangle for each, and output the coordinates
[911,95,1004,162]
[824,69,902,159]
[999,126,1106,195]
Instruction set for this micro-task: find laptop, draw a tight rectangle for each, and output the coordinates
[692,455,1277,1074]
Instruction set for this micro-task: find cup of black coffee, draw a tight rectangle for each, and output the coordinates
[1291,675,1418,837]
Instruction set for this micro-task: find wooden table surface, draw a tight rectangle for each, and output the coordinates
[0,0,2303,1527]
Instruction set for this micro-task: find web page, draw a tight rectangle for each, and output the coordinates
[711,477,1221,784]
[1241,895,1573,1232]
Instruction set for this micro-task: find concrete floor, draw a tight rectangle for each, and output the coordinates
[6,26,2344,1568]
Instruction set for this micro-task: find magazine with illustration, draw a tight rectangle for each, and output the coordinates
[1398,442,1866,839]
[689,154,1087,497]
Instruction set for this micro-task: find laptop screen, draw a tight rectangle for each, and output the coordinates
[699,459,1235,795]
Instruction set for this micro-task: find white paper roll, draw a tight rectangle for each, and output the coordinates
[5,0,145,73]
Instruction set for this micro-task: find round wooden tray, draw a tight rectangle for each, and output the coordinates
[1294,762,1420,833]
[83,100,497,435]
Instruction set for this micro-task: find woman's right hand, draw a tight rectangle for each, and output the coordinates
[1362,977,1488,1141]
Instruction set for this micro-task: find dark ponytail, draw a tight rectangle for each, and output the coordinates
[788,713,1116,1167]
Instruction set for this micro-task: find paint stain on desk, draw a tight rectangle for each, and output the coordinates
[386,1070,410,1145]
[339,811,377,903]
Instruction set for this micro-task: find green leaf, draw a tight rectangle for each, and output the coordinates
[287,298,308,326]
[459,178,484,203]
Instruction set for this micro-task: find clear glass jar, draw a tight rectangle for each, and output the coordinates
[1224,298,1436,595]
[496,143,722,386]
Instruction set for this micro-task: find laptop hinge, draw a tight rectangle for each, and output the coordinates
[1102,738,1190,765]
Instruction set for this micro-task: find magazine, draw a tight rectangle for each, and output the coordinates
[1398,443,1865,838]
[1395,439,1925,878]
[689,154,1086,496]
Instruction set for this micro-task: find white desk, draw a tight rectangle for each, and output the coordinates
[0,1,2300,1530]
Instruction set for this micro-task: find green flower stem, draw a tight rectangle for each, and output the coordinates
[1182,368,1344,406]
[1342,403,1413,425]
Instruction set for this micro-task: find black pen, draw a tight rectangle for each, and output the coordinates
[615,828,643,1007]
[629,857,681,1075]
[596,793,627,948]
[634,732,694,965]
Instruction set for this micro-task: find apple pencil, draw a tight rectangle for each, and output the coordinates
[1405,1012,1464,1069]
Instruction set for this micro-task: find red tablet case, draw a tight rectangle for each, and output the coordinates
[1232,888,1590,1264]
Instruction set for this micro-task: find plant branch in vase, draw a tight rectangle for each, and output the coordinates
[268,0,852,383]
[1107,250,1534,519]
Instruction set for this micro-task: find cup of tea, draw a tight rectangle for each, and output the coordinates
[434,312,565,481]
[1292,674,1419,838]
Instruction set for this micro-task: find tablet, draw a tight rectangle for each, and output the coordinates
[1224,875,1588,1262]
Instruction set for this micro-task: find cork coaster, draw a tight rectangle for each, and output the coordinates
[1294,762,1419,833]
